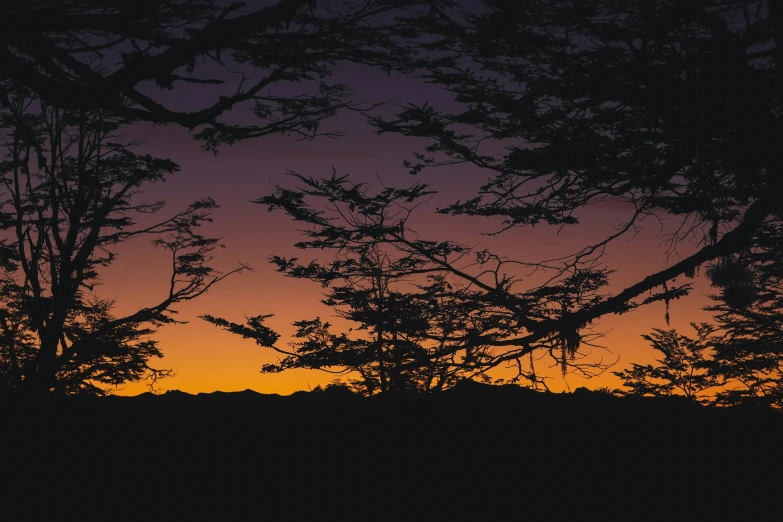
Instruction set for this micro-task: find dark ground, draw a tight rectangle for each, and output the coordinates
[2,381,780,518]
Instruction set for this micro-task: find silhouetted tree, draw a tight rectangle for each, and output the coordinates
[238,275,498,396]
[253,248,501,396]
[0,0,454,149]
[362,0,781,359]
[203,180,507,395]
[614,219,783,407]
[705,217,783,407]
[0,89,245,398]
[613,324,718,403]
[205,171,612,389]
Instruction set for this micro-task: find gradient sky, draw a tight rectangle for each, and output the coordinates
[101,62,717,395]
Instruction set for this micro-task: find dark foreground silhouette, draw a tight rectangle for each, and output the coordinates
[4,379,781,415]
[2,382,780,517]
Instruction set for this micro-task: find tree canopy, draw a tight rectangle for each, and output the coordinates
[0,0,458,397]
[370,0,780,316]
[0,0,454,150]
[613,323,718,403]
[208,0,782,392]
[0,89,244,397]
[205,170,612,392]
[705,217,783,407]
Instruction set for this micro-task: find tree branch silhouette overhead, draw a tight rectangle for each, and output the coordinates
[361,0,782,370]
[0,0,456,149]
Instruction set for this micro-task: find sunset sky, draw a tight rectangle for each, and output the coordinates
[102,62,718,396]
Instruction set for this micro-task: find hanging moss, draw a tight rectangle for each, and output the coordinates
[559,326,582,376]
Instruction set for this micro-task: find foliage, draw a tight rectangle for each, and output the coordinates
[613,324,718,403]
[0,0,456,150]
[205,170,614,392]
[203,174,512,394]
[200,1,783,398]
[0,90,244,398]
[264,272,497,395]
[705,217,783,408]
[364,0,781,350]
[208,0,783,388]
[614,218,783,408]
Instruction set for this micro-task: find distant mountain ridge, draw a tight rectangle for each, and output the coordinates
[3,381,779,418]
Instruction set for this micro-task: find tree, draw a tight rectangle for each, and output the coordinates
[705,217,783,408]
[612,324,718,403]
[612,216,783,408]
[204,179,507,395]
[256,249,501,396]
[230,276,498,396]
[613,216,783,407]
[0,0,454,150]
[204,171,612,390]
[361,0,781,360]
[0,89,244,398]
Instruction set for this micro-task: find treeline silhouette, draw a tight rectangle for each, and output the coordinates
[6,380,780,416]
[0,0,781,415]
